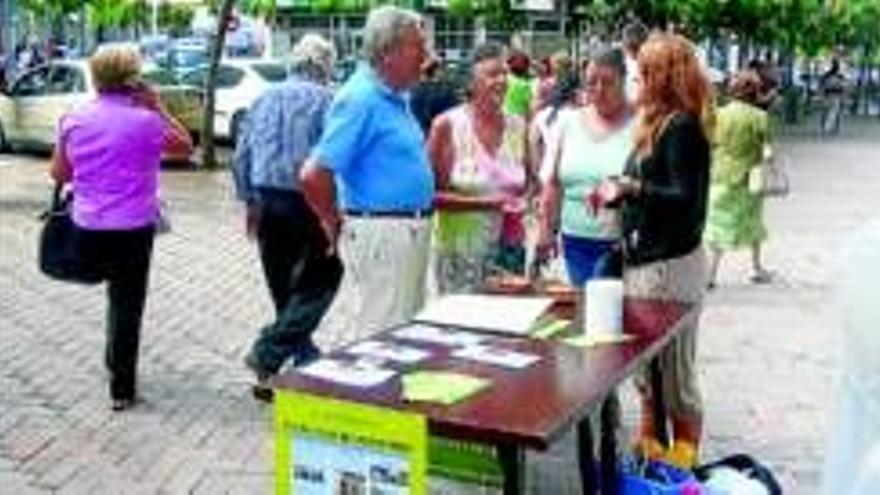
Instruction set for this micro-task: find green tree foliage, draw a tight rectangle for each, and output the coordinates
[158,3,196,35]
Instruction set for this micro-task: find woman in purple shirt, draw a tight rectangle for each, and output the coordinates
[50,44,192,411]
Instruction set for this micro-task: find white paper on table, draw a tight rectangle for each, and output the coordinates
[414,295,555,335]
[299,359,396,388]
[452,345,541,369]
[392,323,486,347]
[345,340,431,364]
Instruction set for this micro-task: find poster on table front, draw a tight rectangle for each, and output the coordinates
[275,391,427,495]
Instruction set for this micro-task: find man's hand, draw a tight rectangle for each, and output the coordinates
[300,160,341,257]
[319,215,342,256]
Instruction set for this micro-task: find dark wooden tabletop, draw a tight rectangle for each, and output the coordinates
[271,297,693,451]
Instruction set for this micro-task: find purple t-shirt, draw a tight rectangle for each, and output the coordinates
[60,93,166,230]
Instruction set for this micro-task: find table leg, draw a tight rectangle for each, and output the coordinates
[498,444,524,495]
[600,395,619,494]
[578,416,598,495]
[650,357,670,448]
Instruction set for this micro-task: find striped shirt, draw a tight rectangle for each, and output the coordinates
[232,74,332,203]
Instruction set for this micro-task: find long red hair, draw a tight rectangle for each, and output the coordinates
[634,33,712,157]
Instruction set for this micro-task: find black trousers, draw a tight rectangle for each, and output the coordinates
[250,189,343,374]
[78,225,155,401]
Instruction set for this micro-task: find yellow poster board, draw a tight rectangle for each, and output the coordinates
[275,391,428,495]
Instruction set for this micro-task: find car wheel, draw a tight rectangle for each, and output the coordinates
[230,111,246,145]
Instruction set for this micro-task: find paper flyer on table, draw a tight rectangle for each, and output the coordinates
[392,323,486,347]
[414,295,555,335]
[452,345,540,369]
[345,340,431,364]
[299,359,396,388]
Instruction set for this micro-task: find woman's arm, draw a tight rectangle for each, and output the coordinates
[49,134,71,184]
[535,133,564,258]
[427,113,502,211]
[635,115,709,206]
[132,84,194,158]
[159,106,194,157]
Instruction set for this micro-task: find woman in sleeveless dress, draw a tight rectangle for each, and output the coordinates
[427,42,529,294]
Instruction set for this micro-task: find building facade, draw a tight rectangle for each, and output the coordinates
[272,0,570,63]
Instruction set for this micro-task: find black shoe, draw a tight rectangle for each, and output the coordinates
[251,382,274,403]
[111,397,137,412]
[244,352,275,403]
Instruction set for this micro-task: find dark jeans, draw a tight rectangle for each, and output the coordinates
[249,189,343,375]
[78,225,155,401]
[562,235,618,286]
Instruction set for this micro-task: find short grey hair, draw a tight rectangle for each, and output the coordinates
[290,33,336,81]
[361,5,422,66]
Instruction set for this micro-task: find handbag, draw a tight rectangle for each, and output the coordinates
[37,184,103,284]
[748,145,790,197]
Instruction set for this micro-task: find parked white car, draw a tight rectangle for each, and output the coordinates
[0,60,201,163]
[179,59,288,142]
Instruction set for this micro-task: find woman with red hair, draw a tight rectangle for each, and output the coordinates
[598,33,713,468]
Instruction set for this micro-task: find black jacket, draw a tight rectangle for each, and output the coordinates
[621,112,711,266]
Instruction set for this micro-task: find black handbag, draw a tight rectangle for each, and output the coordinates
[38,184,103,285]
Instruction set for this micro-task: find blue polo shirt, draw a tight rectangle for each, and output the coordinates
[311,65,434,212]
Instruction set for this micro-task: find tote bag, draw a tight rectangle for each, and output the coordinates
[748,145,790,198]
[38,184,103,285]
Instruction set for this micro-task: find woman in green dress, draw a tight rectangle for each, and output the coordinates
[705,70,773,288]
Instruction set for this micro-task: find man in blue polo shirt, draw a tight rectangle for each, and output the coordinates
[300,5,433,337]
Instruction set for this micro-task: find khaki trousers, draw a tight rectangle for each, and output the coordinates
[624,247,706,418]
[319,216,431,347]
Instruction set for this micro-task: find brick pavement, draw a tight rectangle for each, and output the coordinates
[1,119,877,494]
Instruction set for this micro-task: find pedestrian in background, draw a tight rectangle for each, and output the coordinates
[233,34,343,400]
[411,57,459,135]
[621,20,649,105]
[531,67,580,186]
[705,70,774,288]
[532,50,572,112]
[427,41,529,294]
[537,46,636,286]
[597,33,713,468]
[504,49,533,118]
[820,57,847,136]
[300,6,433,340]
[49,44,192,411]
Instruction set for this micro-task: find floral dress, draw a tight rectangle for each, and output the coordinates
[704,100,769,250]
[433,105,527,294]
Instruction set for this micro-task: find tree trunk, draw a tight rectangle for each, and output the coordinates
[199,0,236,169]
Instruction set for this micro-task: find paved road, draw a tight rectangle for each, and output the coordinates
[1,119,877,494]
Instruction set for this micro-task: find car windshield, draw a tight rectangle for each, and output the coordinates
[251,63,288,83]
[172,49,208,68]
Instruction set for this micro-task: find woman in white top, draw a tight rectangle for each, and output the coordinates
[427,42,529,294]
[537,46,636,286]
